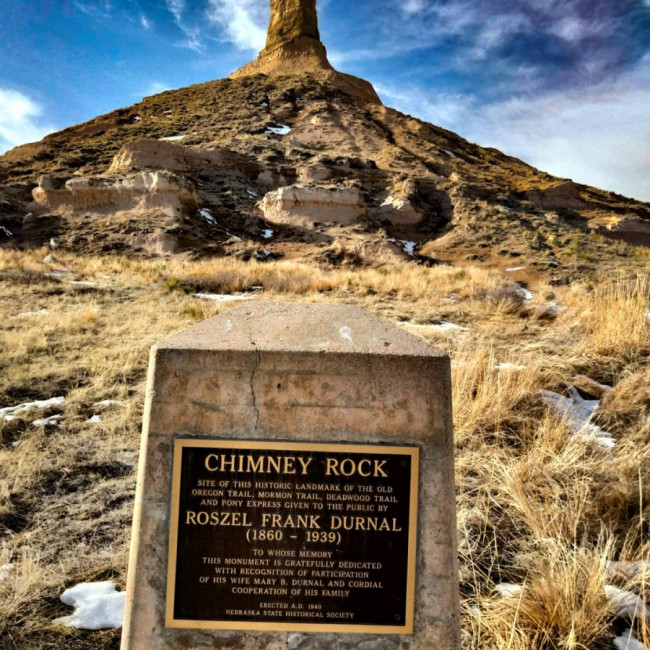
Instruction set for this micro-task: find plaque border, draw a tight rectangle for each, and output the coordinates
[165,439,420,635]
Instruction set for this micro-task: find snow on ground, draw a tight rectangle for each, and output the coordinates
[401,241,417,257]
[33,414,62,427]
[194,293,255,302]
[614,629,648,650]
[506,266,527,272]
[0,397,65,423]
[226,231,243,242]
[541,387,615,448]
[265,124,292,136]
[441,150,456,157]
[402,321,469,333]
[0,564,14,582]
[605,585,650,623]
[54,582,125,630]
[199,208,216,225]
[248,189,259,198]
[133,116,141,122]
[495,583,523,598]
[262,229,273,239]
[496,363,525,372]
[86,415,102,424]
[94,400,126,409]
[0,226,13,238]
[16,309,49,318]
[159,135,187,141]
[64,280,98,287]
[517,286,533,301]
[608,560,650,579]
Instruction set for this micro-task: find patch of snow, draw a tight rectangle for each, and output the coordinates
[33,414,62,427]
[94,400,126,409]
[496,583,523,598]
[194,293,254,302]
[401,240,417,257]
[614,629,648,650]
[0,226,13,238]
[64,280,98,287]
[248,189,259,198]
[541,387,615,448]
[605,585,650,623]
[0,397,65,423]
[261,101,269,107]
[133,115,141,122]
[262,229,274,239]
[517,286,533,301]
[266,124,292,136]
[0,564,14,582]
[16,309,49,318]
[11,441,20,448]
[200,208,216,225]
[442,150,456,157]
[54,581,125,630]
[506,266,527,272]
[496,363,525,372]
[86,415,102,424]
[159,135,187,141]
[402,321,469,333]
[226,231,243,243]
[49,238,58,249]
[608,560,650,580]
[339,326,353,342]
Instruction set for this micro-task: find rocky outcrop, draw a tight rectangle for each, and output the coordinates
[373,179,424,225]
[526,181,588,211]
[32,172,198,217]
[231,0,381,104]
[107,139,254,175]
[259,185,365,226]
[606,213,650,235]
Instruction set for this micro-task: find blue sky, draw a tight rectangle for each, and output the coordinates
[1,0,649,201]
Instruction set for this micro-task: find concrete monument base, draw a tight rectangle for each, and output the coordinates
[122,302,459,649]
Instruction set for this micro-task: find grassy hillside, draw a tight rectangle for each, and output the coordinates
[0,248,648,648]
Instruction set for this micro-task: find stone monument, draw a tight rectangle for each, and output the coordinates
[231,0,381,104]
[122,302,459,648]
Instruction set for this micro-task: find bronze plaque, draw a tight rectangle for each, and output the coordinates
[166,440,419,634]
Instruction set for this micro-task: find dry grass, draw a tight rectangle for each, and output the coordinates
[0,248,649,648]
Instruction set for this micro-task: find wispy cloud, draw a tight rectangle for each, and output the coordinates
[0,89,57,154]
[139,13,151,30]
[206,0,268,52]
[165,0,204,52]
[377,55,650,202]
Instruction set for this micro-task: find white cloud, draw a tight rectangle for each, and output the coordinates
[206,0,268,52]
[0,89,57,154]
[377,57,650,202]
[165,0,204,52]
[165,0,185,24]
[140,13,151,30]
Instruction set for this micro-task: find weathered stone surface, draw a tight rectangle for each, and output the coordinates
[231,0,381,104]
[32,171,197,217]
[259,185,366,226]
[107,138,254,175]
[122,302,459,649]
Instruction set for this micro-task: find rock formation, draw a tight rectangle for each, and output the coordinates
[231,0,381,104]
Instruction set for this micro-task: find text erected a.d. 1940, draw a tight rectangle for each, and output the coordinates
[166,439,420,635]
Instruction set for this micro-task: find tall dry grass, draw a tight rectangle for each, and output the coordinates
[0,249,648,648]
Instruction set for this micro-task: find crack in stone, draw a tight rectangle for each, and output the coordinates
[250,349,261,433]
